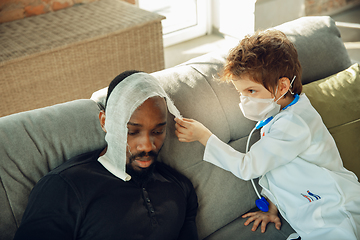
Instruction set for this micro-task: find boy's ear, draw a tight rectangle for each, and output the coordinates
[99,110,107,133]
[278,77,291,96]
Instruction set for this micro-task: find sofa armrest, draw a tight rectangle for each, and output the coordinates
[0,100,106,240]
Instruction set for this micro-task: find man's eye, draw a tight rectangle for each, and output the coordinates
[153,129,165,135]
[128,131,139,136]
[249,89,256,94]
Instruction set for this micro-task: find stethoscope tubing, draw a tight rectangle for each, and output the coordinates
[246,126,269,212]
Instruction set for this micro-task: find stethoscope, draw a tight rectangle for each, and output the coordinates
[245,93,299,212]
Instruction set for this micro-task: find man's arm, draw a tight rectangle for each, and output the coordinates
[14,174,81,240]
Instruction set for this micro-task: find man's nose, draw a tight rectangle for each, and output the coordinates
[137,134,155,152]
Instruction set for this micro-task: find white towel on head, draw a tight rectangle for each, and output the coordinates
[98,72,182,181]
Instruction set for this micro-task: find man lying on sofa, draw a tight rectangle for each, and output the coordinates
[14,71,199,240]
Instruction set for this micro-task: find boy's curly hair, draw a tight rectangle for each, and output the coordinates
[222,29,302,96]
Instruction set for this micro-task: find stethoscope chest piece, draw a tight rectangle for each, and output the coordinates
[256,197,269,212]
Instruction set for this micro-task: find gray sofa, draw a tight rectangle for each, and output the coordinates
[1,16,359,240]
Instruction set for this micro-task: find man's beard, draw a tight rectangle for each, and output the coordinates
[126,151,158,183]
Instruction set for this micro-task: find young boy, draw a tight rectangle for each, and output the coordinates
[175,29,360,239]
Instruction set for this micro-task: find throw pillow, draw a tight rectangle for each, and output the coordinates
[303,63,360,178]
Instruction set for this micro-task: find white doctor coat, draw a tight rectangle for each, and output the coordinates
[204,94,360,240]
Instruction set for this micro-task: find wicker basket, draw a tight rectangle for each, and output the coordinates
[0,0,165,117]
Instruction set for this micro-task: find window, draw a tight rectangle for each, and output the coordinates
[138,0,210,47]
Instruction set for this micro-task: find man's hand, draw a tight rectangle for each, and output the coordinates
[174,118,212,146]
[242,200,281,233]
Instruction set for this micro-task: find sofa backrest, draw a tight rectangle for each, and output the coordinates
[0,16,354,240]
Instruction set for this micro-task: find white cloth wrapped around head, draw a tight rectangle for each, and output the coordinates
[98,72,182,181]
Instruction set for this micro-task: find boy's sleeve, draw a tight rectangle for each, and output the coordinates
[204,113,311,180]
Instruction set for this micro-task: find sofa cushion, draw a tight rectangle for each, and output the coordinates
[303,63,360,178]
[0,100,106,240]
[274,16,352,84]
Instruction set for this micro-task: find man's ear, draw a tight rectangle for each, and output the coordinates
[278,77,291,97]
[99,110,107,133]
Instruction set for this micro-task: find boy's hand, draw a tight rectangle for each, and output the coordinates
[242,201,281,233]
[174,118,212,146]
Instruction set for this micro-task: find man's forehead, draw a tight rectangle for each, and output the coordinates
[133,96,166,111]
[127,96,167,124]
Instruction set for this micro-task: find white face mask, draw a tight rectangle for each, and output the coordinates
[239,76,296,121]
[239,95,281,121]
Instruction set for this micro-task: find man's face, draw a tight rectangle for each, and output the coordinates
[126,96,167,174]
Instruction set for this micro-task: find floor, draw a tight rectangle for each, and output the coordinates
[164,5,360,68]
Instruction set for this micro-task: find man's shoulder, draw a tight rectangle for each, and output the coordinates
[50,148,104,175]
[34,148,107,194]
